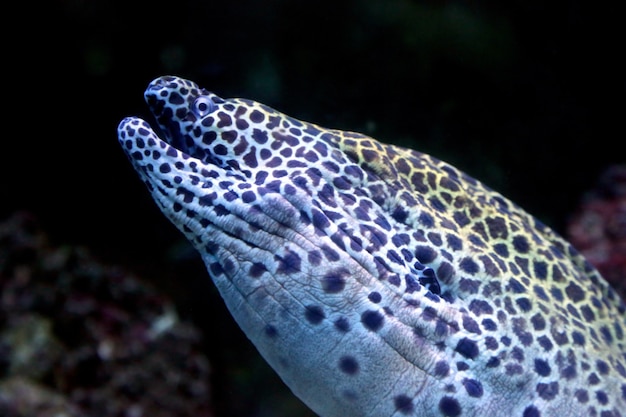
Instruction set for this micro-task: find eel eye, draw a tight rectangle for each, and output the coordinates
[192,96,217,118]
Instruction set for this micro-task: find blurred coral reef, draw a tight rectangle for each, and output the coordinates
[0,213,213,417]
[567,165,626,300]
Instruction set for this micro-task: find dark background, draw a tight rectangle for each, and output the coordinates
[5,1,624,416]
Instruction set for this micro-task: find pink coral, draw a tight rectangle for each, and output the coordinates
[567,165,626,299]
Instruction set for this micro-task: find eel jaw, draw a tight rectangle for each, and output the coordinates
[117,116,195,173]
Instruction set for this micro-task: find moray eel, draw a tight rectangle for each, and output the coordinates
[118,76,626,417]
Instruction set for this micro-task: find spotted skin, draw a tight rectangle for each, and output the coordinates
[118,76,626,417]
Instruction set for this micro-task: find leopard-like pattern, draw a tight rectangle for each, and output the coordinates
[117,76,626,417]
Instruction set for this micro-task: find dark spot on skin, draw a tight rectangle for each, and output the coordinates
[482,320,497,332]
[391,206,408,223]
[485,336,498,349]
[418,211,435,227]
[469,235,487,248]
[614,322,624,340]
[321,245,340,262]
[394,395,414,414]
[453,211,470,227]
[427,232,442,246]
[595,390,608,405]
[308,250,322,266]
[533,261,548,280]
[168,91,184,104]
[236,118,249,130]
[494,243,509,257]
[551,326,569,347]
[508,278,526,293]
[455,338,479,359]
[425,292,441,303]
[249,262,267,278]
[506,363,524,375]
[485,216,508,239]
[421,306,437,321]
[511,347,525,362]
[321,270,347,293]
[566,282,586,303]
[462,316,481,334]
[251,128,268,144]
[533,285,549,301]
[600,325,613,344]
[439,176,460,192]
[339,356,359,375]
[361,310,384,331]
[264,324,278,338]
[462,378,483,398]
[418,274,440,295]
[276,252,301,274]
[550,287,563,302]
[575,389,589,403]
[479,255,501,277]
[216,111,232,127]
[415,246,437,263]
[468,299,494,315]
[266,115,280,128]
[221,130,237,142]
[512,235,530,253]
[552,264,566,282]
[434,360,450,377]
[516,297,532,312]
[523,406,540,417]
[213,204,230,217]
[250,109,265,123]
[312,208,331,229]
[512,317,533,346]
[572,331,585,345]
[459,278,480,294]
[534,358,551,376]
[305,305,325,324]
[438,397,461,417]
[459,257,479,273]
[176,187,195,204]
[213,143,228,155]
[368,291,382,303]
[596,360,609,375]
[411,172,429,193]
[446,234,463,251]
[437,262,454,284]
[429,196,446,211]
[455,362,469,371]
[209,262,224,276]
[537,335,553,351]
[241,190,257,203]
[392,233,410,248]
[536,381,559,400]
[334,317,351,332]
[486,357,500,367]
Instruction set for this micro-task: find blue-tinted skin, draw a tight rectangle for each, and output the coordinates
[118,76,626,417]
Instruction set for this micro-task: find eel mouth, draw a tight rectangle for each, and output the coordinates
[143,100,195,159]
[117,116,199,180]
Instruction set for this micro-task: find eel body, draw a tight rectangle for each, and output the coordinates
[118,76,626,417]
